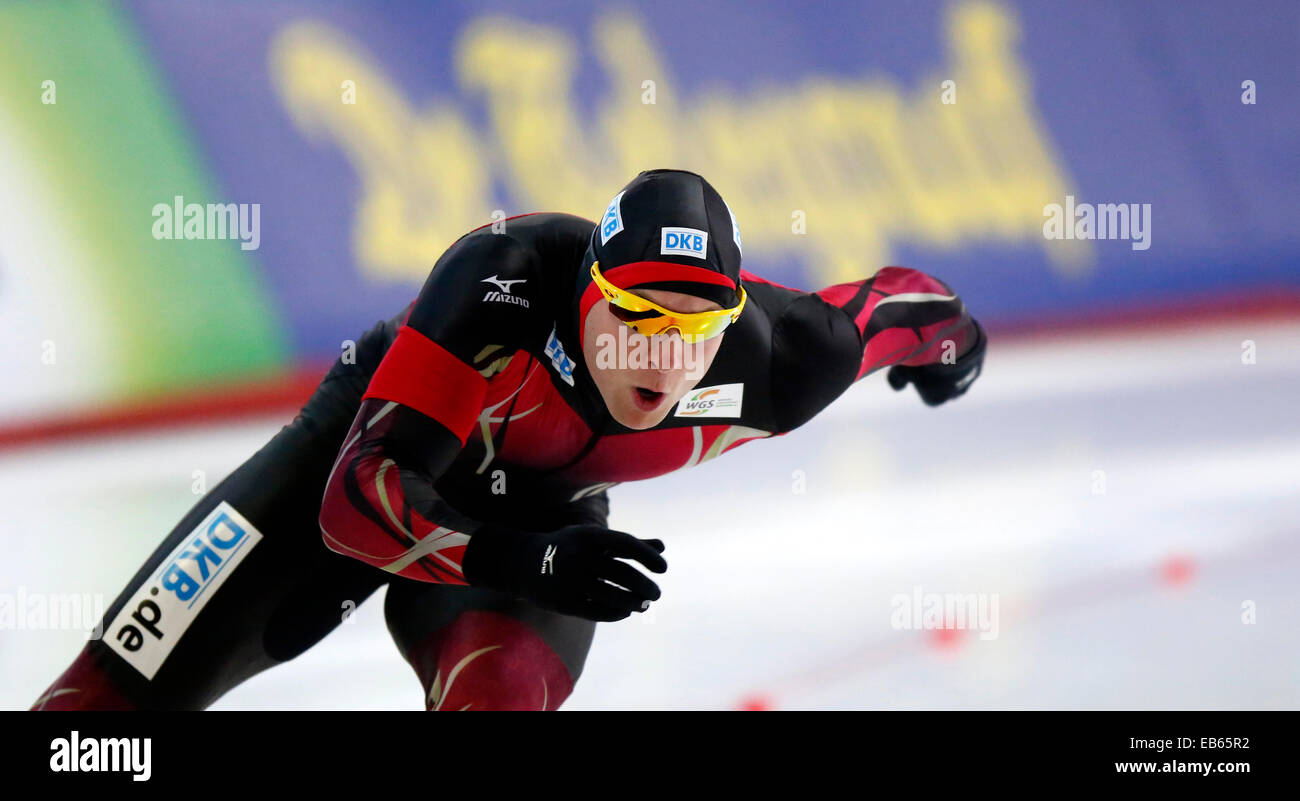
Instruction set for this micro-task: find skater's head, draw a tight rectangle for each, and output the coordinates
[578,169,746,429]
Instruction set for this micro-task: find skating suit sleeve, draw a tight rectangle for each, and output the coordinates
[319,230,543,584]
[769,266,980,432]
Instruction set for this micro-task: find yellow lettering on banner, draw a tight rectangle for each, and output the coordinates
[269,23,491,279]
[269,2,1088,285]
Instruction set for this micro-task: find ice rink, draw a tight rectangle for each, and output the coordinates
[4,318,1298,710]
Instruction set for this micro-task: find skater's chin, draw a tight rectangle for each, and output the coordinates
[609,395,673,430]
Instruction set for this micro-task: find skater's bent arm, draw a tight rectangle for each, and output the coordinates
[319,228,541,585]
[319,393,485,585]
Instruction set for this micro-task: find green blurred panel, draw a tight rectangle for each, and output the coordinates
[0,0,288,397]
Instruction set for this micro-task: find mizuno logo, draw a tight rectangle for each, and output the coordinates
[541,544,557,575]
[481,275,526,294]
[481,275,530,307]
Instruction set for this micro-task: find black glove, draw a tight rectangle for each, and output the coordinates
[462,523,667,622]
[887,319,986,407]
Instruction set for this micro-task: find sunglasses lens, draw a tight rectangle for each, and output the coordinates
[594,261,740,343]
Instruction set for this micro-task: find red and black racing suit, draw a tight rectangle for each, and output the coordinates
[32,212,979,711]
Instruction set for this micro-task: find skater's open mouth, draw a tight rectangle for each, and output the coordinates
[631,386,665,410]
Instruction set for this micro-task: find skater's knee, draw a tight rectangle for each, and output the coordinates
[407,610,577,711]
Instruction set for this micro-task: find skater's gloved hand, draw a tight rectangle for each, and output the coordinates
[887,318,986,407]
[463,523,667,622]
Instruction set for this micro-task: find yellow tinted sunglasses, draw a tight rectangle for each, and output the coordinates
[590,260,746,343]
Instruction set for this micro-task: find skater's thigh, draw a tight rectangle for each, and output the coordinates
[89,420,386,709]
[383,582,598,683]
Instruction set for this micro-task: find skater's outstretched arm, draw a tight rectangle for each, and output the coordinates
[815,266,982,380]
[764,266,986,431]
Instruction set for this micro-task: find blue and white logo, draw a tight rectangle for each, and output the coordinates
[600,190,626,246]
[105,501,263,679]
[724,199,742,254]
[545,325,576,386]
[661,226,708,259]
